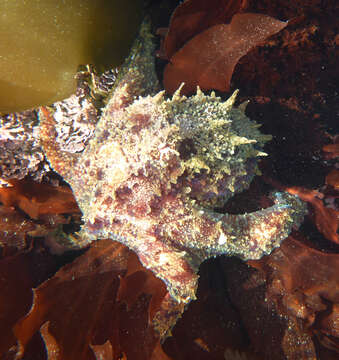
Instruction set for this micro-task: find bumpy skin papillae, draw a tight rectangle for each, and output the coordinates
[40,21,307,304]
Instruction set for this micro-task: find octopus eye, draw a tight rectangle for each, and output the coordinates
[178,138,197,160]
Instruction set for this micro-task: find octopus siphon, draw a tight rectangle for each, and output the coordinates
[39,21,307,304]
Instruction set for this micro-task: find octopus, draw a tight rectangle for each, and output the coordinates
[39,21,307,304]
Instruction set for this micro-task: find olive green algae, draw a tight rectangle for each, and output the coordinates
[0,0,142,113]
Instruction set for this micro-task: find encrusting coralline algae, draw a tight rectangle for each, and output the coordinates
[39,21,307,304]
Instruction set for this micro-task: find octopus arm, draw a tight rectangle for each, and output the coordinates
[124,234,199,304]
[199,192,307,260]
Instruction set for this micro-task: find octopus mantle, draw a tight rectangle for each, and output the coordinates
[39,22,307,304]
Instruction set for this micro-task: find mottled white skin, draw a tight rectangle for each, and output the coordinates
[40,21,307,303]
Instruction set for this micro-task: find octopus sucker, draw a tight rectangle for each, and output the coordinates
[39,20,307,304]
